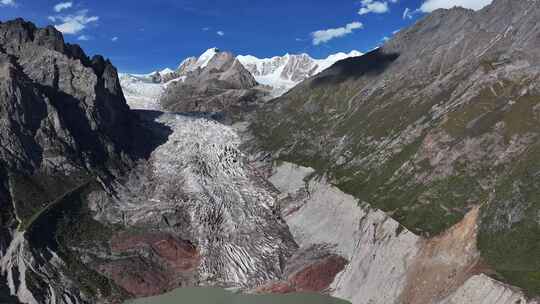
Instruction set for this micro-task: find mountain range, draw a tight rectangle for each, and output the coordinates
[119,48,362,111]
[1,0,540,303]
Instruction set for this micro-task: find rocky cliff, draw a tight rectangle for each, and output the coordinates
[0,17,162,303]
[0,17,143,249]
[251,0,540,297]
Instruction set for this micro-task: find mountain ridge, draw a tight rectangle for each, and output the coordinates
[250,0,540,296]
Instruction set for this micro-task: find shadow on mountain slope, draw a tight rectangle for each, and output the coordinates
[311,49,399,86]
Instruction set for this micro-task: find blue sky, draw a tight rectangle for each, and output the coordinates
[0,0,492,73]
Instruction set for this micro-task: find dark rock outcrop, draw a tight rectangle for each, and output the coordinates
[0,17,141,247]
[0,18,150,303]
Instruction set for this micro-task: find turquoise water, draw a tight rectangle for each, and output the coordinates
[127,287,351,304]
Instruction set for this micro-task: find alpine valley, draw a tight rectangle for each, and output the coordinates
[0,0,539,304]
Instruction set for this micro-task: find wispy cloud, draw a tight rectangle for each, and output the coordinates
[111,36,119,42]
[403,7,422,20]
[358,0,397,15]
[77,34,90,41]
[419,0,492,12]
[312,21,363,45]
[0,0,16,7]
[49,9,99,35]
[54,2,72,12]
[216,30,225,36]
[202,27,210,31]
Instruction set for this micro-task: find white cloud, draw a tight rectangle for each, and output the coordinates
[216,30,225,36]
[312,21,363,45]
[419,0,492,12]
[54,2,72,12]
[358,0,389,15]
[77,35,90,41]
[50,9,99,34]
[0,0,16,6]
[202,27,210,31]
[111,36,118,42]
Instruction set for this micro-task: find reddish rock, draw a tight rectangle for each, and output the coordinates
[152,237,200,271]
[98,258,168,297]
[111,232,170,252]
[289,255,348,292]
[110,232,200,271]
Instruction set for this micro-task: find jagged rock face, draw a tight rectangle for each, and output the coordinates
[251,0,540,296]
[160,49,270,123]
[0,19,151,304]
[0,18,137,248]
[0,19,137,181]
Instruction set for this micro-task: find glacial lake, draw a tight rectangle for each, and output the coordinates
[127,287,351,304]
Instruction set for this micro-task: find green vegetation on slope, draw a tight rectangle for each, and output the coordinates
[24,180,124,301]
[478,144,540,297]
[252,66,540,295]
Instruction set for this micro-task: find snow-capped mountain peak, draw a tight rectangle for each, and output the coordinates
[160,68,175,75]
[197,47,220,68]
[237,50,363,96]
[177,47,221,74]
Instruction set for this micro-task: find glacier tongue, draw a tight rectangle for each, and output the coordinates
[118,73,164,110]
[107,112,297,287]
